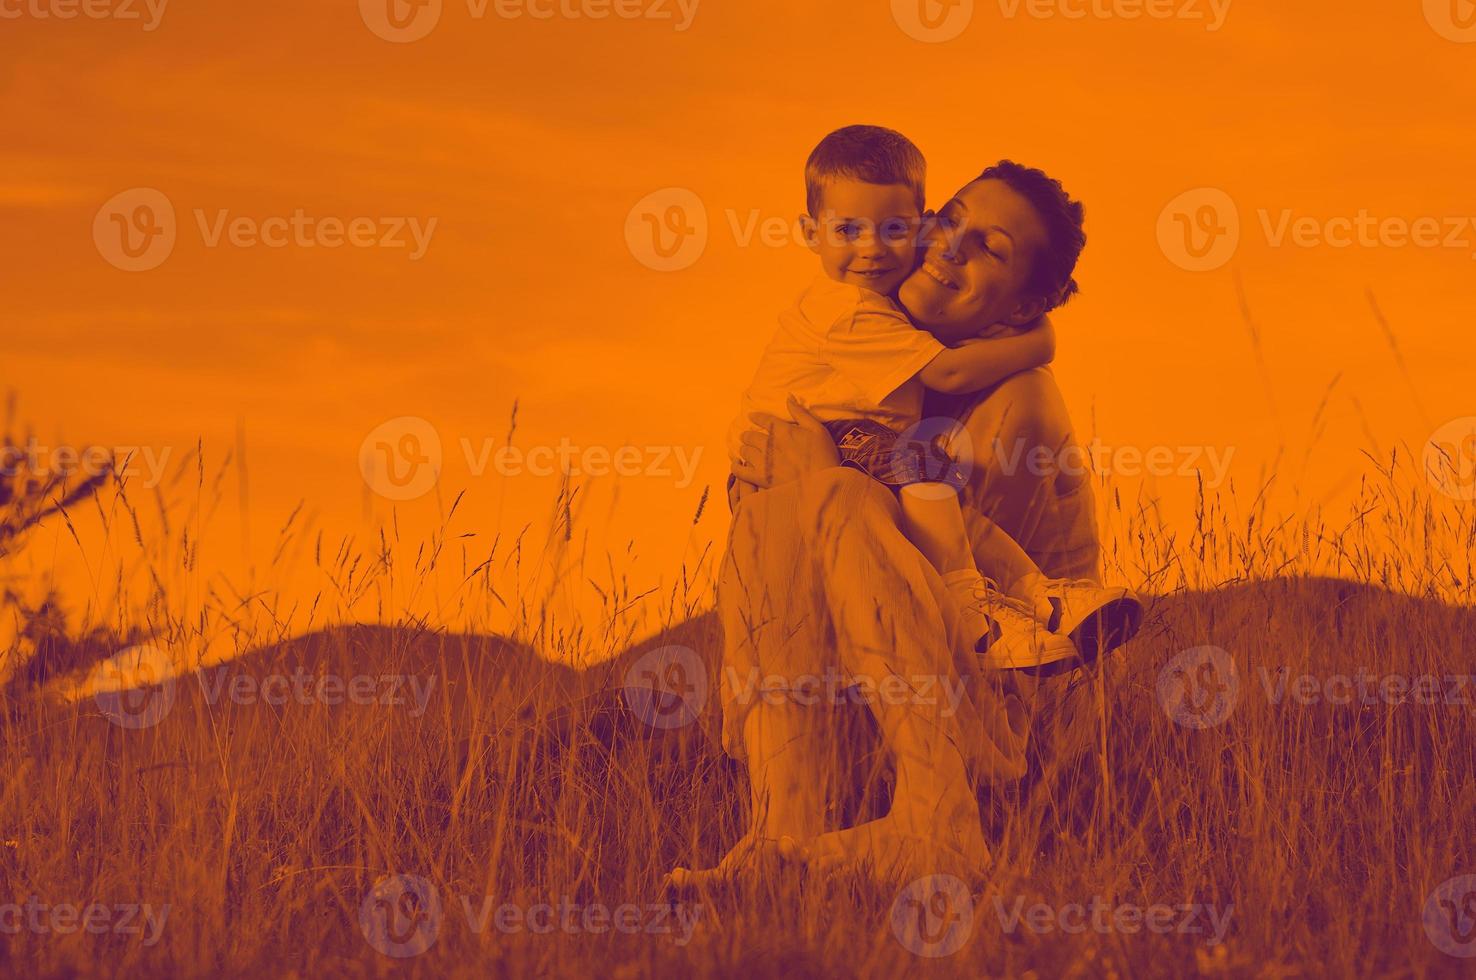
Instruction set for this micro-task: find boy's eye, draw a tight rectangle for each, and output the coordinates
[880,219,911,243]
[838,222,862,239]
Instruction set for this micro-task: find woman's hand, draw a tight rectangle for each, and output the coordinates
[732,395,841,490]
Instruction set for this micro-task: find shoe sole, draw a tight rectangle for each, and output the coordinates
[1023,596,1144,678]
[978,631,1079,671]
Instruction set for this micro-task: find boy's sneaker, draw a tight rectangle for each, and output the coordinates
[944,571,1079,671]
[1029,579,1144,676]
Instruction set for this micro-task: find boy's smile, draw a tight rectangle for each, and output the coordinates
[802,178,921,297]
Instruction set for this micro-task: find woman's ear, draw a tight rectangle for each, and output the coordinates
[1003,294,1048,328]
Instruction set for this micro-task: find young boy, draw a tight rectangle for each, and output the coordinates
[729,125,1122,669]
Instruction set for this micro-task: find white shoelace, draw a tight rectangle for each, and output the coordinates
[971,578,1036,620]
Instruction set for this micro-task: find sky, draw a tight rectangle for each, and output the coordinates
[3,0,1474,658]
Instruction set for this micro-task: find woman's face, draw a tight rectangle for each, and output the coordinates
[898,177,1050,343]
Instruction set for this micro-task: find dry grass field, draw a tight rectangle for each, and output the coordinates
[3,424,1475,978]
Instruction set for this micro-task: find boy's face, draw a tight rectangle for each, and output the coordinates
[801,179,921,296]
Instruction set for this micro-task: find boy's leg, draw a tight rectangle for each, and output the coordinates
[966,510,1050,609]
[894,482,1063,630]
[899,485,1055,629]
[896,483,979,575]
[905,453,1140,669]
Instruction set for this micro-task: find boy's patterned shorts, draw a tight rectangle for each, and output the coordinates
[823,419,968,491]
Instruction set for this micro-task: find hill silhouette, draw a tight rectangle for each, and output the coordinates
[25,575,1476,760]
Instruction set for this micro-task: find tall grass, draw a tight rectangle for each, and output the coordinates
[1,405,1474,978]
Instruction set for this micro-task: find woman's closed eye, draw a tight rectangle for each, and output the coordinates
[974,231,1007,261]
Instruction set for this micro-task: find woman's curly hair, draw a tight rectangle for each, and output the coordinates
[978,160,1086,311]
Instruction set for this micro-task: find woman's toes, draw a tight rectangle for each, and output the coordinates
[777,836,806,863]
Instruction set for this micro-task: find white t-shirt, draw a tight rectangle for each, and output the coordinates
[728,276,945,462]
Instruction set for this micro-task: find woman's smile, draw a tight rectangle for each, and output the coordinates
[919,257,961,290]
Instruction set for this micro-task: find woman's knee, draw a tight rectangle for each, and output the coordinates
[795,466,896,524]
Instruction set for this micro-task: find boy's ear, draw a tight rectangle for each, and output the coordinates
[799,214,820,253]
[916,210,937,247]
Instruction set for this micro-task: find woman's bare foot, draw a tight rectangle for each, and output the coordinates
[662,832,788,894]
[779,807,992,887]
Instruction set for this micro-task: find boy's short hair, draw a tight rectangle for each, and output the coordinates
[976,160,1086,310]
[805,125,926,218]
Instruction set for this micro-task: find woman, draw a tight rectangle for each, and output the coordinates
[675,162,1117,888]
